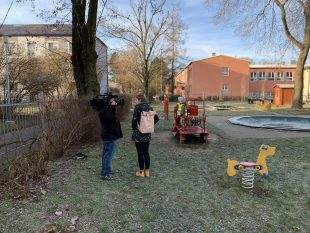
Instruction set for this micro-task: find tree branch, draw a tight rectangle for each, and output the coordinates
[274,0,304,49]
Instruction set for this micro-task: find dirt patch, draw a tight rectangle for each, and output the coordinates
[152,131,174,143]
[252,186,272,197]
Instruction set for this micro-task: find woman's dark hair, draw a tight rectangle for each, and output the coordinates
[136,94,146,102]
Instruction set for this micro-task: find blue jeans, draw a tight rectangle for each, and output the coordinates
[101,141,116,176]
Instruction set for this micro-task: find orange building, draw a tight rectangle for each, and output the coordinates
[249,65,295,101]
[174,55,250,100]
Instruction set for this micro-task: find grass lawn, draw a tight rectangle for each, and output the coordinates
[0,110,309,232]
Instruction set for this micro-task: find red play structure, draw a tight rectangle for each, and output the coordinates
[172,97,209,143]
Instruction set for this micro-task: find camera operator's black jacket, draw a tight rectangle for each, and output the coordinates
[99,106,123,141]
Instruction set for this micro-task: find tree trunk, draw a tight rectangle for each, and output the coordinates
[85,0,99,95]
[292,47,310,108]
[144,78,150,101]
[169,59,175,95]
[292,8,310,109]
[71,0,99,98]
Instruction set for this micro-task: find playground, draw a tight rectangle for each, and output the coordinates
[0,104,309,232]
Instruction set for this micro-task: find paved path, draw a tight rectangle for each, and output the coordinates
[208,115,310,139]
[0,126,41,157]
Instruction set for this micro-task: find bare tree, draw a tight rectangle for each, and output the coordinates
[109,49,142,94]
[71,0,100,97]
[205,0,310,109]
[102,0,171,99]
[16,0,107,98]
[164,5,186,95]
[0,43,74,101]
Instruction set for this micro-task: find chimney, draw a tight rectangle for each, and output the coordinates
[212,52,216,57]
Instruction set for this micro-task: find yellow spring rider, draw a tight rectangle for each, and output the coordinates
[227,145,276,189]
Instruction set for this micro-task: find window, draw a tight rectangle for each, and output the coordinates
[27,42,36,56]
[266,92,273,98]
[258,72,266,80]
[250,72,257,81]
[276,72,283,81]
[222,84,228,91]
[48,42,57,51]
[67,42,72,53]
[285,71,293,81]
[222,67,230,76]
[267,72,275,80]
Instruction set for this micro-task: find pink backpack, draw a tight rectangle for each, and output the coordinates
[138,111,156,133]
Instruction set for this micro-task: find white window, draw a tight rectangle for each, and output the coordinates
[266,92,273,98]
[222,84,228,91]
[48,42,58,51]
[27,42,36,56]
[276,72,283,81]
[285,71,293,81]
[250,72,257,81]
[267,72,275,80]
[67,42,72,53]
[258,72,266,80]
[222,67,230,76]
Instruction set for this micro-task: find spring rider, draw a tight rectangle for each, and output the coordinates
[226,145,276,189]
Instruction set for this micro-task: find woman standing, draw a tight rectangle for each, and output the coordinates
[132,95,159,177]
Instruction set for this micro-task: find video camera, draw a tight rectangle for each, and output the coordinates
[90,93,125,111]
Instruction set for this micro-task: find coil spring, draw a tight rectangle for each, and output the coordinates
[241,168,255,189]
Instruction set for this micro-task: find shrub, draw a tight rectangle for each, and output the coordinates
[0,97,131,199]
[0,151,48,199]
[39,98,101,159]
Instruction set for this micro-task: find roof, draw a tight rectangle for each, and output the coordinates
[0,24,72,37]
[188,55,251,67]
[0,24,107,47]
[273,84,294,89]
[175,54,250,78]
[250,64,297,69]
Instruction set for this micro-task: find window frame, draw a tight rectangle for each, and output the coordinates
[222,84,228,91]
[222,67,230,77]
[47,42,58,52]
[27,42,36,57]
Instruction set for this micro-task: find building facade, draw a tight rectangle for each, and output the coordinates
[249,65,296,100]
[174,55,250,100]
[175,55,310,103]
[303,67,310,101]
[0,24,108,100]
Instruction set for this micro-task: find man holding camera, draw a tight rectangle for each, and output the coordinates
[98,98,123,180]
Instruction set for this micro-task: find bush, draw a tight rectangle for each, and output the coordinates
[0,151,48,199]
[39,98,101,159]
[0,97,131,199]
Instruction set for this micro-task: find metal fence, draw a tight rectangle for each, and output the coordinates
[0,100,42,158]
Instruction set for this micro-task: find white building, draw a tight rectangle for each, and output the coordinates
[0,24,108,99]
